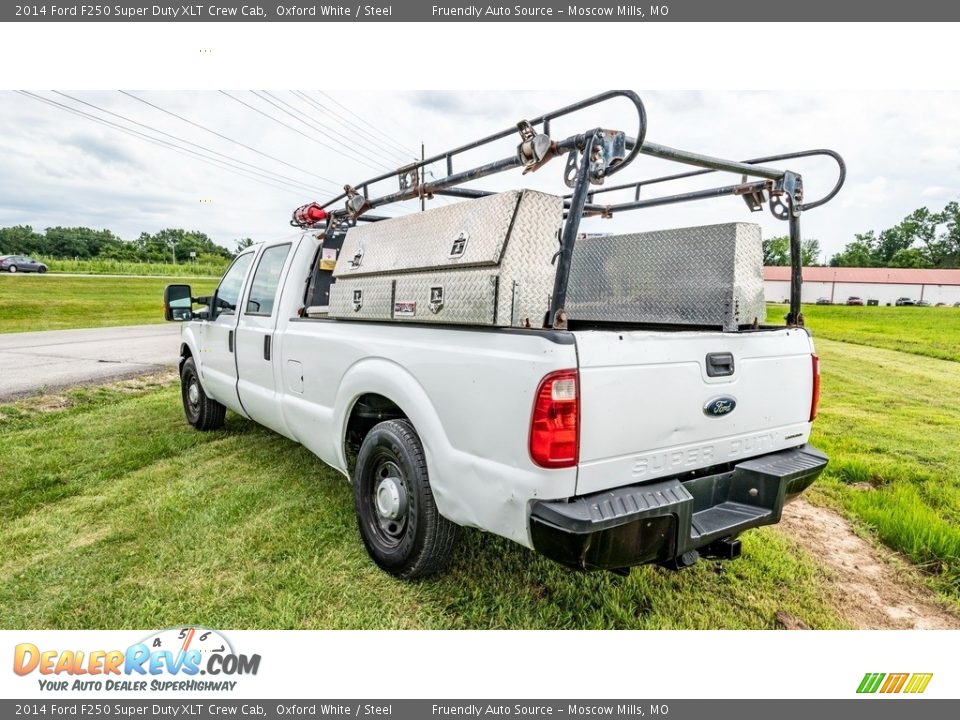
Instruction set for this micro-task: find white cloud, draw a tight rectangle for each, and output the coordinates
[1,90,959,258]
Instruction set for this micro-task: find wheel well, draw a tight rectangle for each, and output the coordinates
[179,343,192,372]
[344,393,407,474]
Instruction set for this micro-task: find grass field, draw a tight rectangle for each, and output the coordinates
[0,376,846,630]
[811,339,960,595]
[771,303,960,362]
[0,299,957,627]
[0,274,217,333]
[40,258,228,277]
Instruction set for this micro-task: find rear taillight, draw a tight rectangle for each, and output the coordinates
[529,369,579,469]
[810,354,821,421]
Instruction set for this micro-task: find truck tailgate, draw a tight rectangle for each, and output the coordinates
[574,327,816,495]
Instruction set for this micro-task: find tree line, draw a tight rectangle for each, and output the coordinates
[6,201,960,270]
[764,201,960,268]
[0,225,252,265]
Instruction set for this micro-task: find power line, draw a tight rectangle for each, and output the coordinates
[318,91,421,157]
[118,91,342,191]
[220,90,383,173]
[255,90,399,170]
[291,91,415,164]
[51,91,327,196]
[17,91,308,199]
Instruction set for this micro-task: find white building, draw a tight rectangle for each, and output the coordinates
[763,266,960,305]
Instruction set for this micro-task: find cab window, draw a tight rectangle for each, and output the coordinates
[245,244,291,316]
[214,253,254,315]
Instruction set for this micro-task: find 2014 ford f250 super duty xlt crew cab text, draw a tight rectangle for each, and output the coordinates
[163,91,846,578]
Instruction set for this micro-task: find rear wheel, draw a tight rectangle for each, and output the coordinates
[180,357,226,431]
[354,419,459,578]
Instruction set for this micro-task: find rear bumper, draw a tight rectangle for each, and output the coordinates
[529,444,827,571]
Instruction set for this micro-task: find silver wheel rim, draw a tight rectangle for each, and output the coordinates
[372,459,408,544]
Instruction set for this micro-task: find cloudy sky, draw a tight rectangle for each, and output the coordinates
[1,90,959,259]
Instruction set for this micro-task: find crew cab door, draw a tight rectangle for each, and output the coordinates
[198,251,254,414]
[235,242,294,437]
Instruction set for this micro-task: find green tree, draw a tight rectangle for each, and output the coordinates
[763,236,822,266]
[888,248,933,268]
[830,232,880,267]
[234,238,254,253]
[0,225,45,255]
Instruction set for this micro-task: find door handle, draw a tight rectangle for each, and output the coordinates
[706,352,735,377]
[228,330,234,353]
[263,334,272,361]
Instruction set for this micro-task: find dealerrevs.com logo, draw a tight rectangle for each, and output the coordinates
[13,627,261,692]
[857,673,933,694]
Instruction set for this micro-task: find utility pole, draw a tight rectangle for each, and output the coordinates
[420,142,425,212]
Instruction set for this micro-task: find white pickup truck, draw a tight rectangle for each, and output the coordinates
[163,92,842,578]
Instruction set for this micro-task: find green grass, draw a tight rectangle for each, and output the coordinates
[40,258,228,277]
[810,338,960,597]
[0,274,217,333]
[0,378,844,630]
[2,301,958,627]
[770,303,960,362]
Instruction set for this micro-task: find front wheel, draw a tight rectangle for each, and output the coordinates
[7,265,17,273]
[180,357,226,431]
[38,266,47,274]
[354,419,459,578]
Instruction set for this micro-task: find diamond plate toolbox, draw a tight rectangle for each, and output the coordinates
[328,190,564,326]
[565,222,766,331]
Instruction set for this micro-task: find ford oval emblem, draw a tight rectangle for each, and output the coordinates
[703,396,737,417]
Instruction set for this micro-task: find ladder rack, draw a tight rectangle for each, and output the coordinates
[291,90,846,329]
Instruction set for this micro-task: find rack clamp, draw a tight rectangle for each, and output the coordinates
[769,171,804,220]
[735,177,773,213]
[343,185,369,220]
[397,163,420,193]
[516,120,555,174]
[590,130,627,183]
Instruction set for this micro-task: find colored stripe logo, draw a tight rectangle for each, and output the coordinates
[857,672,933,694]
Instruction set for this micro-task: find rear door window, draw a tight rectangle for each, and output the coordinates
[245,244,291,316]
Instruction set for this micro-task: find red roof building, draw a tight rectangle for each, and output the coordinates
[763,267,960,305]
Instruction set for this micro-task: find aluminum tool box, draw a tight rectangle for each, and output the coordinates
[564,222,767,331]
[328,189,564,327]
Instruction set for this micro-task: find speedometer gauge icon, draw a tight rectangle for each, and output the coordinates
[140,626,234,658]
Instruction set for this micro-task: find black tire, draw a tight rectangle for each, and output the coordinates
[8,265,17,273]
[38,266,47,274]
[354,419,459,579]
[180,357,226,431]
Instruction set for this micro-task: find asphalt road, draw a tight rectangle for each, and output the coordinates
[0,324,182,401]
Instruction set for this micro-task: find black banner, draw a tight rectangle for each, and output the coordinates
[3,700,958,719]
[4,1,960,22]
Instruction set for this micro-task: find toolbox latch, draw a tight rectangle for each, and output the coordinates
[429,286,444,314]
[449,232,468,259]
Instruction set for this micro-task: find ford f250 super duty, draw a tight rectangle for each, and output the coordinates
[163,91,845,578]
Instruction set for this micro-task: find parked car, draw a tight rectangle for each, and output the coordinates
[0,255,48,273]
[916,299,932,307]
[816,297,832,305]
[895,297,916,306]
[846,296,864,306]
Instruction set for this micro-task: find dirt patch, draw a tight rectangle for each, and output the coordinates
[780,499,960,629]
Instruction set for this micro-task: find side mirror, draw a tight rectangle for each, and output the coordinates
[163,284,194,321]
